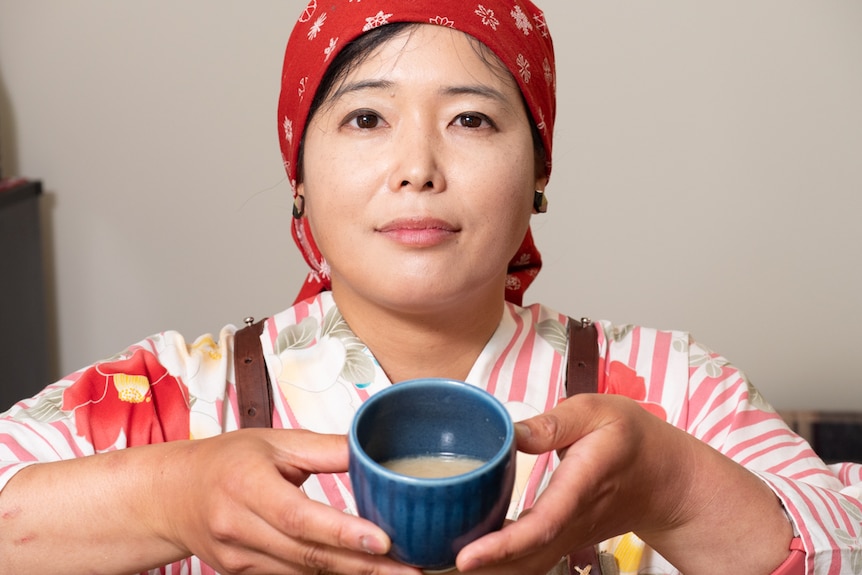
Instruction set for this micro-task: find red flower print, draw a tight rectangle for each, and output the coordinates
[604,361,667,421]
[63,348,190,450]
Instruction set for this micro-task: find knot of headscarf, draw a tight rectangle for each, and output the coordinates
[278,0,556,305]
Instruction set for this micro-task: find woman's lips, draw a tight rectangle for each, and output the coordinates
[376,217,460,247]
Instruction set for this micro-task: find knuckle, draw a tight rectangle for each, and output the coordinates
[331,519,357,549]
[278,500,307,534]
[301,543,331,570]
[535,412,564,443]
[208,509,240,544]
[215,548,253,574]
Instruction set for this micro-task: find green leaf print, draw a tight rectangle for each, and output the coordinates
[608,324,634,343]
[743,379,775,412]
[340,347,376,384]
[321,307,354,340]
[319,307,375,385]
[690,351,730,379]
[274,316,318,355]
[851,547,862,574]
[20,386,67,423]
[841,498,862,522]
[672,335,690,354]
[835,527,859,547]
[536,319,567,355]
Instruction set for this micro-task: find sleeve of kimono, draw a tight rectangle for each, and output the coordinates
[680,335,862,575]
[597,323,861,574]
[0,328,233,493]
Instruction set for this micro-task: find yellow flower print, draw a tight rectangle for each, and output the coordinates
[112,373,151,404]
[191,336,222,361]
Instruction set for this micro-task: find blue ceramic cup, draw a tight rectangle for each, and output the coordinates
[348,378,516,571]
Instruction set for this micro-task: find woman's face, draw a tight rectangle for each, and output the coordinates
[299,24,543,314]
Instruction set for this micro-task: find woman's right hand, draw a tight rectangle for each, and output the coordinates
[0,428,421,575]
[157,428,422,575]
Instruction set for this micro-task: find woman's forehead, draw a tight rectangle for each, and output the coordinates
[333,25,520,101]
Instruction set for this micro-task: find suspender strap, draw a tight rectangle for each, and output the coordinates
[564,316,603,575]
[234,318,273,428]
[566,317,599,397]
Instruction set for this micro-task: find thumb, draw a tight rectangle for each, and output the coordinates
[515,395,608,455]
[514,407,576,455]
[273,429,351,475]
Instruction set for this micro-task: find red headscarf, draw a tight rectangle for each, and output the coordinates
[278,0,556,305]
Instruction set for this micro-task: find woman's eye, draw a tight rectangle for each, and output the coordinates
[456,113,491,129]
[351,113,379,129]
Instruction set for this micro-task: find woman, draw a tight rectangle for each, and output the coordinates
[0,1,859,574]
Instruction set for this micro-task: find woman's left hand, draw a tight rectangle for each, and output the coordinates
[454,393,793,575]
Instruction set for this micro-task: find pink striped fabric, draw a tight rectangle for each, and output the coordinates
[0,292,859,573]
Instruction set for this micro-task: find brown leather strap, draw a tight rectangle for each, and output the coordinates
[234,318,273,428]
[566,317,599,397]
[564,316,603,575]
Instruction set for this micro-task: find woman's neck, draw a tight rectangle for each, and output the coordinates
[331,290,505,384]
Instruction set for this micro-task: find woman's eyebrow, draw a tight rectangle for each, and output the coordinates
[330,80,509,105]
[329,79,394,102]
[439,84,509,103]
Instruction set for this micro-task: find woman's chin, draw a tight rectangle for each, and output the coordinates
[338,277,501,318]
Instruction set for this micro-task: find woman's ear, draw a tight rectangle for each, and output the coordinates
[293,183,306,219]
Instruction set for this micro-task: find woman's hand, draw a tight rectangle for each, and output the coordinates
[0,429,421,575]
[455,394,793,575]
[158,428,423,575]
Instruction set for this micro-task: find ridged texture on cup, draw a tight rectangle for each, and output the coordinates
[349,379,516,570]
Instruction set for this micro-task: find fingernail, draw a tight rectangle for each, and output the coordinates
[360,534,387,555]
[514,421,531,439]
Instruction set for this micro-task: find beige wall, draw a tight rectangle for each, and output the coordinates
[1,1,860,410]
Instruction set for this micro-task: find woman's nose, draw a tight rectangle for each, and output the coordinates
[388,123,444,192]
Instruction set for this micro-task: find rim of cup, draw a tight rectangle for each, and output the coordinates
[349,378,515,485]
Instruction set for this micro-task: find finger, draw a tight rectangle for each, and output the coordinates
[272,430,352,474]
[224,431,392,557]
[208,521,420,575]
[205,443,385,559]
[251,479,392,557]
[514,394,607,454]
[211,486,414,573]
[456,514,566,575]
[269,432,396,554]
[460,410,636,569]
[255,535,422,575]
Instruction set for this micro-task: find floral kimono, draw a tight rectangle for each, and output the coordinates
[1,292,860,574]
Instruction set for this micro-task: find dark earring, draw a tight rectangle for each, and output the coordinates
[292,194,305,218]
[533,190,548,213]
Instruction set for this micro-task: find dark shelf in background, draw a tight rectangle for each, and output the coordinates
[1,179,50,411]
